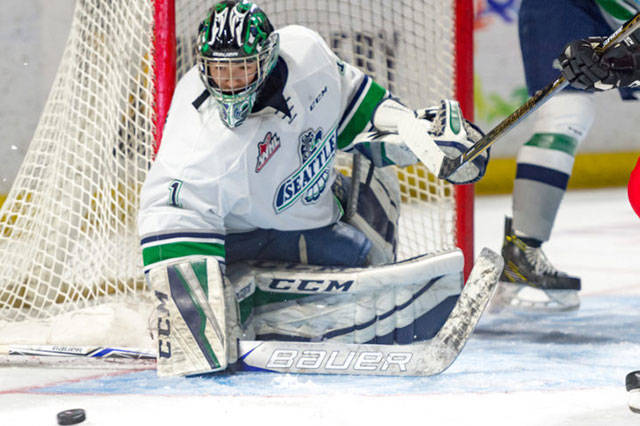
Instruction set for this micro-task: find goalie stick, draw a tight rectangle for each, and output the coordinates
[435,12,640,179]
[236,247,503,376]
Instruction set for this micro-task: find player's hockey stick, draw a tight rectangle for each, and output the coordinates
[0,345,156,369]
[0,346,154,359]
[236,247,502,376]
[437,12,640,180]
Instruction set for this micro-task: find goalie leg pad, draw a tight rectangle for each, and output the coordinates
[227,250,463,344]
[251,273,460,344]
[150,257,240,376]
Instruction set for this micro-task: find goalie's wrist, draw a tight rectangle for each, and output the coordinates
[371,97,415,132]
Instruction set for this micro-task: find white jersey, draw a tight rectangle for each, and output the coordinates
[139,25,388,271]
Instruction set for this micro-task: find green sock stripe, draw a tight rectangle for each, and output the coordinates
[524,133,579,156]
[337,80,386,149]
[594,0,637,20]
[142,242,225,267]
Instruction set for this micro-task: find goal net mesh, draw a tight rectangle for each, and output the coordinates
[0,0,461,346]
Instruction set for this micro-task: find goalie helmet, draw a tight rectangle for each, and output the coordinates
[197,1,279,128]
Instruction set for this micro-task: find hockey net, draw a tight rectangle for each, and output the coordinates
[0,0,473,351]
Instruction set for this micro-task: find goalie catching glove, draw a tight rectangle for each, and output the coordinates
[557,36,640,91]
[368,98,488,184]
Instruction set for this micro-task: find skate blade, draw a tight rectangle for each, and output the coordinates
[488,281,579,314]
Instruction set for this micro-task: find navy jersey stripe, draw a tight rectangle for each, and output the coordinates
[141,231,225,246]
[338,75,370,129]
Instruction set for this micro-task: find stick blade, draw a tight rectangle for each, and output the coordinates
[418,247,504,374]
[438,155,463,180]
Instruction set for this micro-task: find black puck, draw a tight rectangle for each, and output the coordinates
[626,370,640,391]
[57,408,86,425]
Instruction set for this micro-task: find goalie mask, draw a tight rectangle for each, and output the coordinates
[197,1,279,128]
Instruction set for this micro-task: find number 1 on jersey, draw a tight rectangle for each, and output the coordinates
[169,179,184,208]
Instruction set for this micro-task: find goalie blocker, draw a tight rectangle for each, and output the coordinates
[362,97,489,184]
[147,248,503,376]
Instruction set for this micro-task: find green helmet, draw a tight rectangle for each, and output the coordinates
[197,1,279,128]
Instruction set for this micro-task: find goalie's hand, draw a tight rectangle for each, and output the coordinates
[369,98,488,182]
[418,100,489,184]
[557,36,640,91]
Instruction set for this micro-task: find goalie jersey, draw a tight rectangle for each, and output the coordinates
[139,25,389,272]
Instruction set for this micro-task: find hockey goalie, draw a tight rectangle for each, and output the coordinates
[138,1,501,376]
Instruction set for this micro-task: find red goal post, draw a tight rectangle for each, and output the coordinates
[454,0,474,278]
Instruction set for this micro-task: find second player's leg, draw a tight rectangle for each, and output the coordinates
[495,0,613,312]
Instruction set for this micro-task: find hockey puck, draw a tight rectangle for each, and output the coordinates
[626,371,640,414]
[57,408,86,425]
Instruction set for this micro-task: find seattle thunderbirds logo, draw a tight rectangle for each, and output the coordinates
[274,127,336,213]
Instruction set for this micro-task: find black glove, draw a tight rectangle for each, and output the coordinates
[557,36,640,91]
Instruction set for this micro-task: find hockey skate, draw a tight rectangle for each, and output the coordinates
[490,217,580,312]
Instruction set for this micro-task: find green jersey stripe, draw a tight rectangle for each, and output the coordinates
[337,80,387,149]
[142,241,225,267]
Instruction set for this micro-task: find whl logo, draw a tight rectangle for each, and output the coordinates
[255,131,281,172]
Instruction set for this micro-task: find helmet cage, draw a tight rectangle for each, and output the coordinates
[197,32,279,106]
[196,2,279,127]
